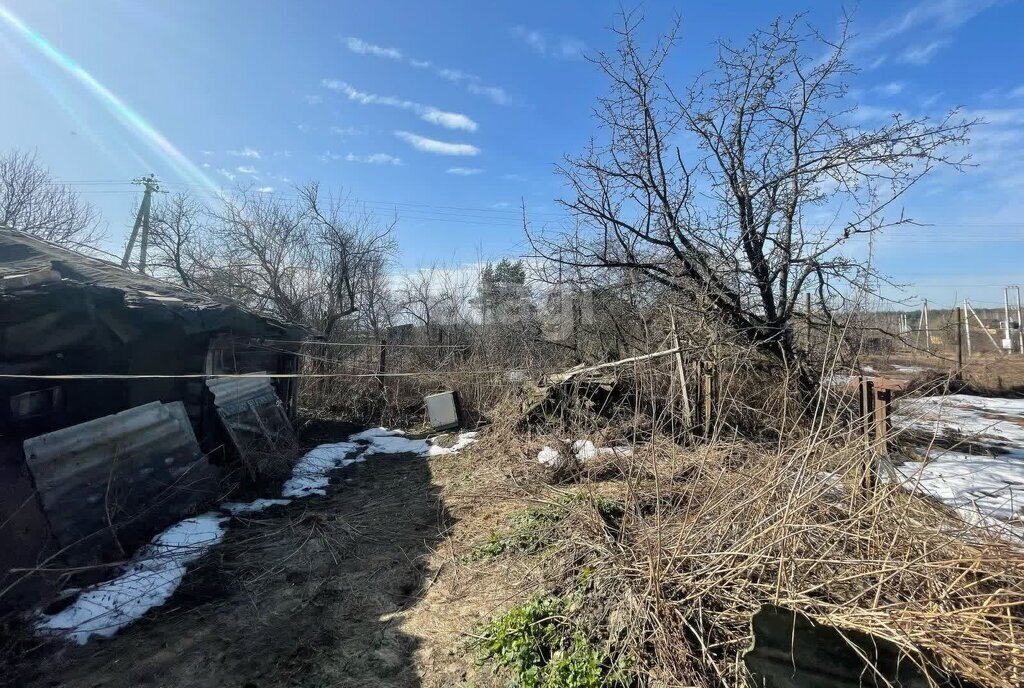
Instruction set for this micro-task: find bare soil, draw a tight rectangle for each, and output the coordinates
[17,425,538,688]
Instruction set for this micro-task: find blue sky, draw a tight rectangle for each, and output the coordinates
[0,0,1022,308]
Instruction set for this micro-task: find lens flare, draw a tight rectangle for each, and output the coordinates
[0,4,221,196]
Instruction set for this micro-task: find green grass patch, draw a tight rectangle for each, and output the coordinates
[476,594,631,688]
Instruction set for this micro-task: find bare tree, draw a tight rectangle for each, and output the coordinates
[299,182,397,338]
[530,14,975,387]
[147,192,214,290]
[0,149,103,247]
[147,185,397,335]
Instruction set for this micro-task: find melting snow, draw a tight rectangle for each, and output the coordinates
[220,498,292,514]
[537,440,632,466]
[39,425,480,644]
[354,427,480,457]
[893,394,1024,537]
[282,441,363,497]
[37,514,227,645]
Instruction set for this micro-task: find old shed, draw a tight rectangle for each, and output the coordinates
[0,228,311,609]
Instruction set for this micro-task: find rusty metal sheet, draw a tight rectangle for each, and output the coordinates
[206,376,297,477]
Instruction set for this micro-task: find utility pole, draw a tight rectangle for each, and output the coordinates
[963,299,972,359]
[120,174,160,273]
[955,306,963,378]
[1016,286,1023,355]
[922,299,930,353]
[1004,287,1013,353]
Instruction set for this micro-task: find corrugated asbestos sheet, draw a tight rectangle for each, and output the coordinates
[22,401,220,563]
[207,376,297,478]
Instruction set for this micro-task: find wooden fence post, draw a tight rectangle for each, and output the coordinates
[669,308,692,435]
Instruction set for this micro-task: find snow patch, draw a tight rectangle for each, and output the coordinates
[282,441,363,497]
[37,513,227,645]
[893,395,1024,447]
[38,425,481,644]
[220,498,292,515]
[355,427,479,457]
[537,440,632,466]
[893,394,1024,537]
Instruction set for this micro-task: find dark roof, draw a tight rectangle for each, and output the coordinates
[0,227,314,341]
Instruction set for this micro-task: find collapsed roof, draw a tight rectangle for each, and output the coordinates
[0,226,311,342]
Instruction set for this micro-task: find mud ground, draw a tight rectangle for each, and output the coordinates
[24,438,452,687]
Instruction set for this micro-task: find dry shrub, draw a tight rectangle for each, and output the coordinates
[506,424,1024,687]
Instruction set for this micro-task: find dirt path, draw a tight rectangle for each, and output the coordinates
[28,444,453,688]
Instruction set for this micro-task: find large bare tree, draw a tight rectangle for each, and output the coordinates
[147,185,397,337]
[530,14,975,386]
[0,149,103,247]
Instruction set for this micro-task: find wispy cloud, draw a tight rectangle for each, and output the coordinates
[898,39,950,65]
[229,147,261,159]
[343,36,402,60]
[867,0,1000,46]
[396,131,480,156]
[874,81,905,96]
[466,82,511,105]
[217,168,236,181]
[345,152,402,165]
[330,125,363,136]
[856,0,999,66]
[1011,85,1024,99]
[446,167,483,175]
[256,186,274,193]
[511,25,585,59]
[321,80,478,131]
[304,94,323,105]
[342,35,513,106]
[236,165,257,175]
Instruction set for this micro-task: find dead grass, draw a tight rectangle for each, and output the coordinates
[407,416,1024,688]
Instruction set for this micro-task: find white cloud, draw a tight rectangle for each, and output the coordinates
[256,186,274,193]
[345,153,402,165]
[297,123,311,133]
[229,147,262,159]
[236,165,257,174]
[201,162,210,168]
[273,150,292,158]
[867,0,999,46]
[330,125,362,136]
[492,202,511,209]
[446,167,483,175]
[512,25,585,59]
[337,40,513,106]
[343,36,402,60]
[874,82,905,96]
[321,80,478,131]
[899,39,950,65]
[421,110,477,131]
[467,82,512,106]
[396,131,480,156]
[217,168,236,181]
[556,36,586,59]
[305,94,323,105]
[201,150,213,156]
[1009,85,1024,99]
